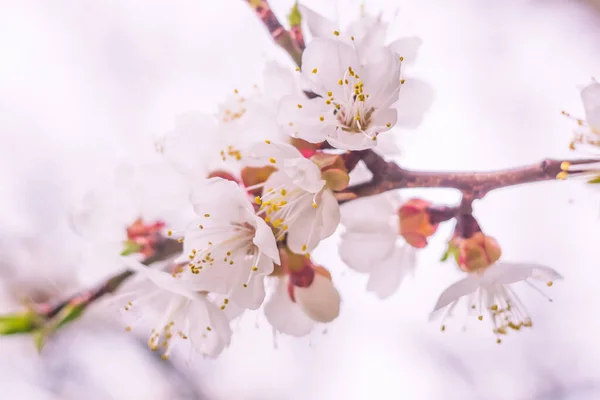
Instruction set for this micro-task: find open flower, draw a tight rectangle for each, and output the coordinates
[567,79,600,153]
[181,177,280,310]
[244,141,340,254]
[114,259,231,359]
[263,249,340,336]
[278,37,402,151]
[431,262,562,343]
[339,193,418,298]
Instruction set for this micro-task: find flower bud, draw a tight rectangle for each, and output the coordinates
[293,268,340,323]
[398,199,439,248]
[283,247,341,323]
[451,232,502,273]
[124,218,166,257]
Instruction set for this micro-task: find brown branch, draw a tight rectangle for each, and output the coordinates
[40,238,183,321]
[246,0,303,67]
[343,150,596,200]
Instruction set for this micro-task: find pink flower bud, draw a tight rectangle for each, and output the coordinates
[125,218,166,258]
[452,232,502,273]
[398,199,439,248]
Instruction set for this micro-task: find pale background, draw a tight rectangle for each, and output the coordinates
[1,0,600,399]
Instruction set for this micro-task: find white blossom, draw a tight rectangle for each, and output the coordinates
[431,262,562,342]
[244,141,340,254]
[115,259,231,359]
[181,177,280,310]
[339,193,416,298]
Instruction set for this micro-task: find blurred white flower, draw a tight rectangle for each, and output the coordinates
[431,262,563,342]
[115,259,231,359]
[245,141,340,254]
[70,159,193,285]
[339,193,418,299]
[182,177,280,310]
[264,250,340,336]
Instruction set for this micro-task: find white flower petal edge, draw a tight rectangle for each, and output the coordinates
[263,276,316,337]
[431,262,563,337]
[581,79,600,132]
[116,258,231,359]
[181,178,279,310]
[294,273,341,323]
[339,192,416,298]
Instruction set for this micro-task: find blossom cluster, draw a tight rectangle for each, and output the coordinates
[66,4,584,360]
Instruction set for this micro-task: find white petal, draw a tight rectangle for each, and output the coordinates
[189,177,254,218]
[581,80,600,130]
[263,61,298,100]
[388,37,422,64]
[298,4,338,39]
[366,246,416,299]
[431,275,480,312]
[301,38,359,99]
[339,231,396,273]
[286,202,323,254]
[319,189,341,239]
[282,157,325,193]
[361,48,402,109]
[263,276,315,336]
[481,262,563,285]
[327,130,377,151]
[294,273,341,323]
[340,192,399,231]
[277,95,334,143]
[370,107,398,133]
[393,78,435,129]
[374,132,401,156]
[244,140,304,167]
[253,216,281,264]
[188,296,232,358]
[160,112,218,180]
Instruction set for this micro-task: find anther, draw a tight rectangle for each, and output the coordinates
[556,171,568,180]
[560,161,571,171]
[312,68,318,74]
[269,158,276,164]
[333,30,340,36]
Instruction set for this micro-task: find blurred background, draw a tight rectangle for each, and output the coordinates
[1,0,600,398]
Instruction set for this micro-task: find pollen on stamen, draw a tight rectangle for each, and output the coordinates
[556,171,568,180]
[312,202,318,208]
[320,116,325,121]
[177,238,184,243]
[333,30,340,36]
[399,56,404,62]
[265,139,271,144]
[252,266,258,271]
[400,79,406,84]
[547,281,553,287]
[312,68,318,74]
[295,67,300,71]
[288,122,294,126]
[327,91,332,97]
[441,325,446,332]
[167,230,172,236]
[204,213,210,218]
[386,123,391,128]
[255,196,262,205]
[269,157,276,164]
[199,224,204,229]
[125,326,132,332]
[297,104,303,109]
[560,161,571,171]
[338,79,343,85]
[301,244,307,252]
[350,35,355,41]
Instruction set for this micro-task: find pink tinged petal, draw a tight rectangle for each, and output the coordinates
[301,38,359,99]
[245,140,304,167]
[282,157,325,193]
[581,80,600,130]
[339,231,396,273]
[263,61,298,100]
[387,37,423,64]
[366,246,417,299]
[264,277,315,336]
[277,95,333,143]
[294,273,341,323]
[431,275,481,313]
[393,78,435,129]
[253,216,281,264]
[297,4,338,39]
[481,262,563,285]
